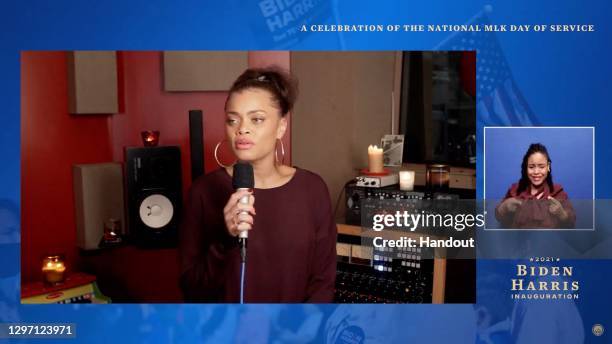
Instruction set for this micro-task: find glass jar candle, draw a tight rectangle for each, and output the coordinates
[399,171,415,191]
[141,131,160,147]
[42,255,66,285]
[426,164,450,191]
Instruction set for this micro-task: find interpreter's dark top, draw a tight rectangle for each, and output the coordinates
[495,183,576,229]
[179,167,337,303]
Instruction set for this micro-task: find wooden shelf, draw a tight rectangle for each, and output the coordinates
[401,163,476,190]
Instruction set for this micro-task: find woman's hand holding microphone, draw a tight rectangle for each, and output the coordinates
[224,189,256,237]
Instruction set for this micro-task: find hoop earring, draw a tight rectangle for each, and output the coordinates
[275,139,285,165]
[214,140,236,168]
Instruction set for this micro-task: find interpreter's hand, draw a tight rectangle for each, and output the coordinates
[223,189,256,237]
[501,197,522,214]
[548,196,568,221]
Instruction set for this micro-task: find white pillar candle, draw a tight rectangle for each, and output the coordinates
[399,170,415,191]
[368,145,384,173]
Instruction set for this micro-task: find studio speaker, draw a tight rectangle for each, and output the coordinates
[73,163,125,250]
[189,109,204,181]
[125,146,182,247]
[344,184,366,226]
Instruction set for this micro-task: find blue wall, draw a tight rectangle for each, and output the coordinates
[485,127,594,200]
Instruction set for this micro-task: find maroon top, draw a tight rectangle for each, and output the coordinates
[179,167,337,303]
[495,183,576,229]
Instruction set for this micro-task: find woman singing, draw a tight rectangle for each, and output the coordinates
[495,143,575,229]
[180,67,337,302]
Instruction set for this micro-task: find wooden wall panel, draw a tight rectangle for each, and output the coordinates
[163,51,248,91]
[291,52,398,218]
[67,51,118,114]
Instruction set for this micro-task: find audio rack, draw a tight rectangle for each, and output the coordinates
[334,226,445,303]
[345,183,462,226]
[335,182,475,303]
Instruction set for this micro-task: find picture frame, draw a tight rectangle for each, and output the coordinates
[381,134,404,166]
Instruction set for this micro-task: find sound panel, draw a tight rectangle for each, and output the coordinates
[189,109,204,181]
[163,51,248,91]
[73,163,125,250]
[125,146,182,247]
[67,51,118,114]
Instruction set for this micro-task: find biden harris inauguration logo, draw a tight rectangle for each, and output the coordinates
[511,258,579,300]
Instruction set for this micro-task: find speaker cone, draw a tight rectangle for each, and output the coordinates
[138,194,174,229]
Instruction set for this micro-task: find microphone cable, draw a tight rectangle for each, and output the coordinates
[232,162,253,304]
[239,238,247,304]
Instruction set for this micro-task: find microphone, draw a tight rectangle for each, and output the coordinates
[232,161,254,262]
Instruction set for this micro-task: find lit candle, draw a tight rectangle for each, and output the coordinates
[399,171,415,191]
[42,255,66,285]
[368,145,384,173]
[141,131,160,147]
